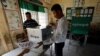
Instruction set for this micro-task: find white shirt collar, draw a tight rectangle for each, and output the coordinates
[58,16,64,21]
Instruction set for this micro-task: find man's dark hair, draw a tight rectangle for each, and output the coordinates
[25,12,31,15]
[51,4,62,12]
[50,23,55,26]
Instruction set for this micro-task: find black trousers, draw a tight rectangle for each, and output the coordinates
[55,42,65,56]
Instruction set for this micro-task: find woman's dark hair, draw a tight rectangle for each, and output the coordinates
[51,4,62,12]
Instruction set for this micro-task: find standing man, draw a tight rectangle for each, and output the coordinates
[23,12,39,29]
[35,4,68,56]
[51,4,68,56]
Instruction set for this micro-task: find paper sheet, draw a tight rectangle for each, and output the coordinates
[2,0,17,10]
[81,9,84,14]
[85,9,88,14]
[5,10,20,30]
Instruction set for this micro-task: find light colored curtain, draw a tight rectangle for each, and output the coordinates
[38,8,48,29]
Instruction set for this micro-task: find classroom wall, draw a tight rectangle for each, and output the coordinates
[49,0,100,24]
[0,0,23,55]
[0,0,100,55]
[0,2,13,54]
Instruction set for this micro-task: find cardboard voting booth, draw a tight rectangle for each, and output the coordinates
[27,28,43,53]
[27,28,53,45]
[27,28,42,43]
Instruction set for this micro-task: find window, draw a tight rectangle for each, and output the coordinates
[20,8,49,29]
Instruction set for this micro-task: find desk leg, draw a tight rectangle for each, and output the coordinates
[50,44,52,56]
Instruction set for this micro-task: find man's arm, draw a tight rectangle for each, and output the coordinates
[56,19,68,38]
[23,22,26,29]
[34,41,43,48]
[33,20,39,26]
[62,19,68,35]
[18,48,30,56]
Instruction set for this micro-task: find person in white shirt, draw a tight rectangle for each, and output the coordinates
[51,4,68,56]
[35,4,68,56]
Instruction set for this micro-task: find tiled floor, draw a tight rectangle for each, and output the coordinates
[44,39,100,56]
